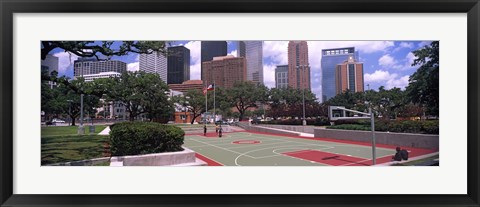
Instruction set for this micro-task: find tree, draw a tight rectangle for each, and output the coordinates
[406,41,439,116]
[42,77,100,126]
[105,71,171,121]
[41,41,167,61]
[266,87,318,119]
[225,82,268,121]
[41,41,169,98]
[141,74,173,123]
[176,89,206,124]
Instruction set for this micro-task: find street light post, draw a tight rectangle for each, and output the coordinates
[67,100,73,126]
[302,65,306,126]
[78,94,85,135]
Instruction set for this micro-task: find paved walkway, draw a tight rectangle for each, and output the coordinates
[98,126,110,135]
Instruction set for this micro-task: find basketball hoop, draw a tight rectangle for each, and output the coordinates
[327,105,377,165]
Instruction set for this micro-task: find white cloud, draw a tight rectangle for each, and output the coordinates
[399,42,414,49]
[364,70,409,90]
[364,70,397,82]
[378,54,397,67]
[418,41,431,47]
[190,63,201,80]
[183,41,201,80]
[263,41,288,65]
[228,50,237,57]
[378,53,417,71]
[263,64,276,88]
[386,75,409,90]
[52,52,79,74]
[127,62,139,72]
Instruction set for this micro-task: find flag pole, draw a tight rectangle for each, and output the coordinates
[213,80,216,123]
[205,80,208,123]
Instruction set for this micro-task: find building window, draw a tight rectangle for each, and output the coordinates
[348,64,356,91]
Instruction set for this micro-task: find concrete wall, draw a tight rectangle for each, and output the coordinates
[258,124,318,134]
[314,128,439,149]
[110,147,206,166]
[237,123,299,136]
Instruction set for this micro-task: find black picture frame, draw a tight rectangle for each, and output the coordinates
[1,0,479,206]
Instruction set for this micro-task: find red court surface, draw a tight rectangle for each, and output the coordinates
[282,150,369,166]
[188,130,438,166]
[195,153,223,166]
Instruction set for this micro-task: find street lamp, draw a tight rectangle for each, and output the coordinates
[78,93,85,135]
[67,100,73,126]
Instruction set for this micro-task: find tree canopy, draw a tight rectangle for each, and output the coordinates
[406,41,439,116]
[41,41,168,60]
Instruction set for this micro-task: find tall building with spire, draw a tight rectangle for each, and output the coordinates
[287,41,310,90]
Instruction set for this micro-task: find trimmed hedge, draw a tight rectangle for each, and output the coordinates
[109,122,184,156]
[326,120,439,134]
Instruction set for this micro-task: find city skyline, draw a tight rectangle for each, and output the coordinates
[49,40,431,100]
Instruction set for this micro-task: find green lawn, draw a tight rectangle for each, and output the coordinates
[42,125,107,137]
[41,135,110,165]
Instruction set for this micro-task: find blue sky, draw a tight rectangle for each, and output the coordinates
[50,40,432,100]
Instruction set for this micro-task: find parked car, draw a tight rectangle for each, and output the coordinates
[251,118,261,125]
[51,118,65,123]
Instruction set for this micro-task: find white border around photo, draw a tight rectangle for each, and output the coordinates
[13,13,467,194]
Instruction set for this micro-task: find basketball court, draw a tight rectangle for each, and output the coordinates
[183,131,438,166]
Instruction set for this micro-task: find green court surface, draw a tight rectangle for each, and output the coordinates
[184,131,399,166]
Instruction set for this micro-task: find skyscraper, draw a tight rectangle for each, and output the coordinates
[139,51,168,83]
[202,55,246,89]
[167,46,190,84]
[321,47,358,102]
[335,55,364,95]
[41,54,59,75]
[201,41,227,80]
[238,41,246,58]
[41,54,59,88]
[74,58,127,78]
[238,41,264,84]
[287,41,310,90]
[275,65,288,89]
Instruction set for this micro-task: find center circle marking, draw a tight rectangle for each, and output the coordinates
[232,140,261,144]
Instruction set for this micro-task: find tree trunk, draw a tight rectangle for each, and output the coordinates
[70,115,76,126]
[239,111,245,121]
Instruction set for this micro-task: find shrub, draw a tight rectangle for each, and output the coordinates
[326,120,439,134]
[421,120,439,134]
[327,124,371,131]
[109,122,184,156]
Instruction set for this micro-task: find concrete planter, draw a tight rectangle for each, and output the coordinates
[110,147,206,166]
[314,128,439,149]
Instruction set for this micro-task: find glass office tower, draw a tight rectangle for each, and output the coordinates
[321,47,358,102]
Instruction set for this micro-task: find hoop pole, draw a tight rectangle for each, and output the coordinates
[370,107,376,165]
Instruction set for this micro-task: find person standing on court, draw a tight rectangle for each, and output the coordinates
[203,125,207,136]
[218,125,223,138]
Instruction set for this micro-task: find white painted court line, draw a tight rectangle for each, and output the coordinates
[188,138,256,159]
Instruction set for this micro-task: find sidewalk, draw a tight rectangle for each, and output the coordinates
[98,126,110,135]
